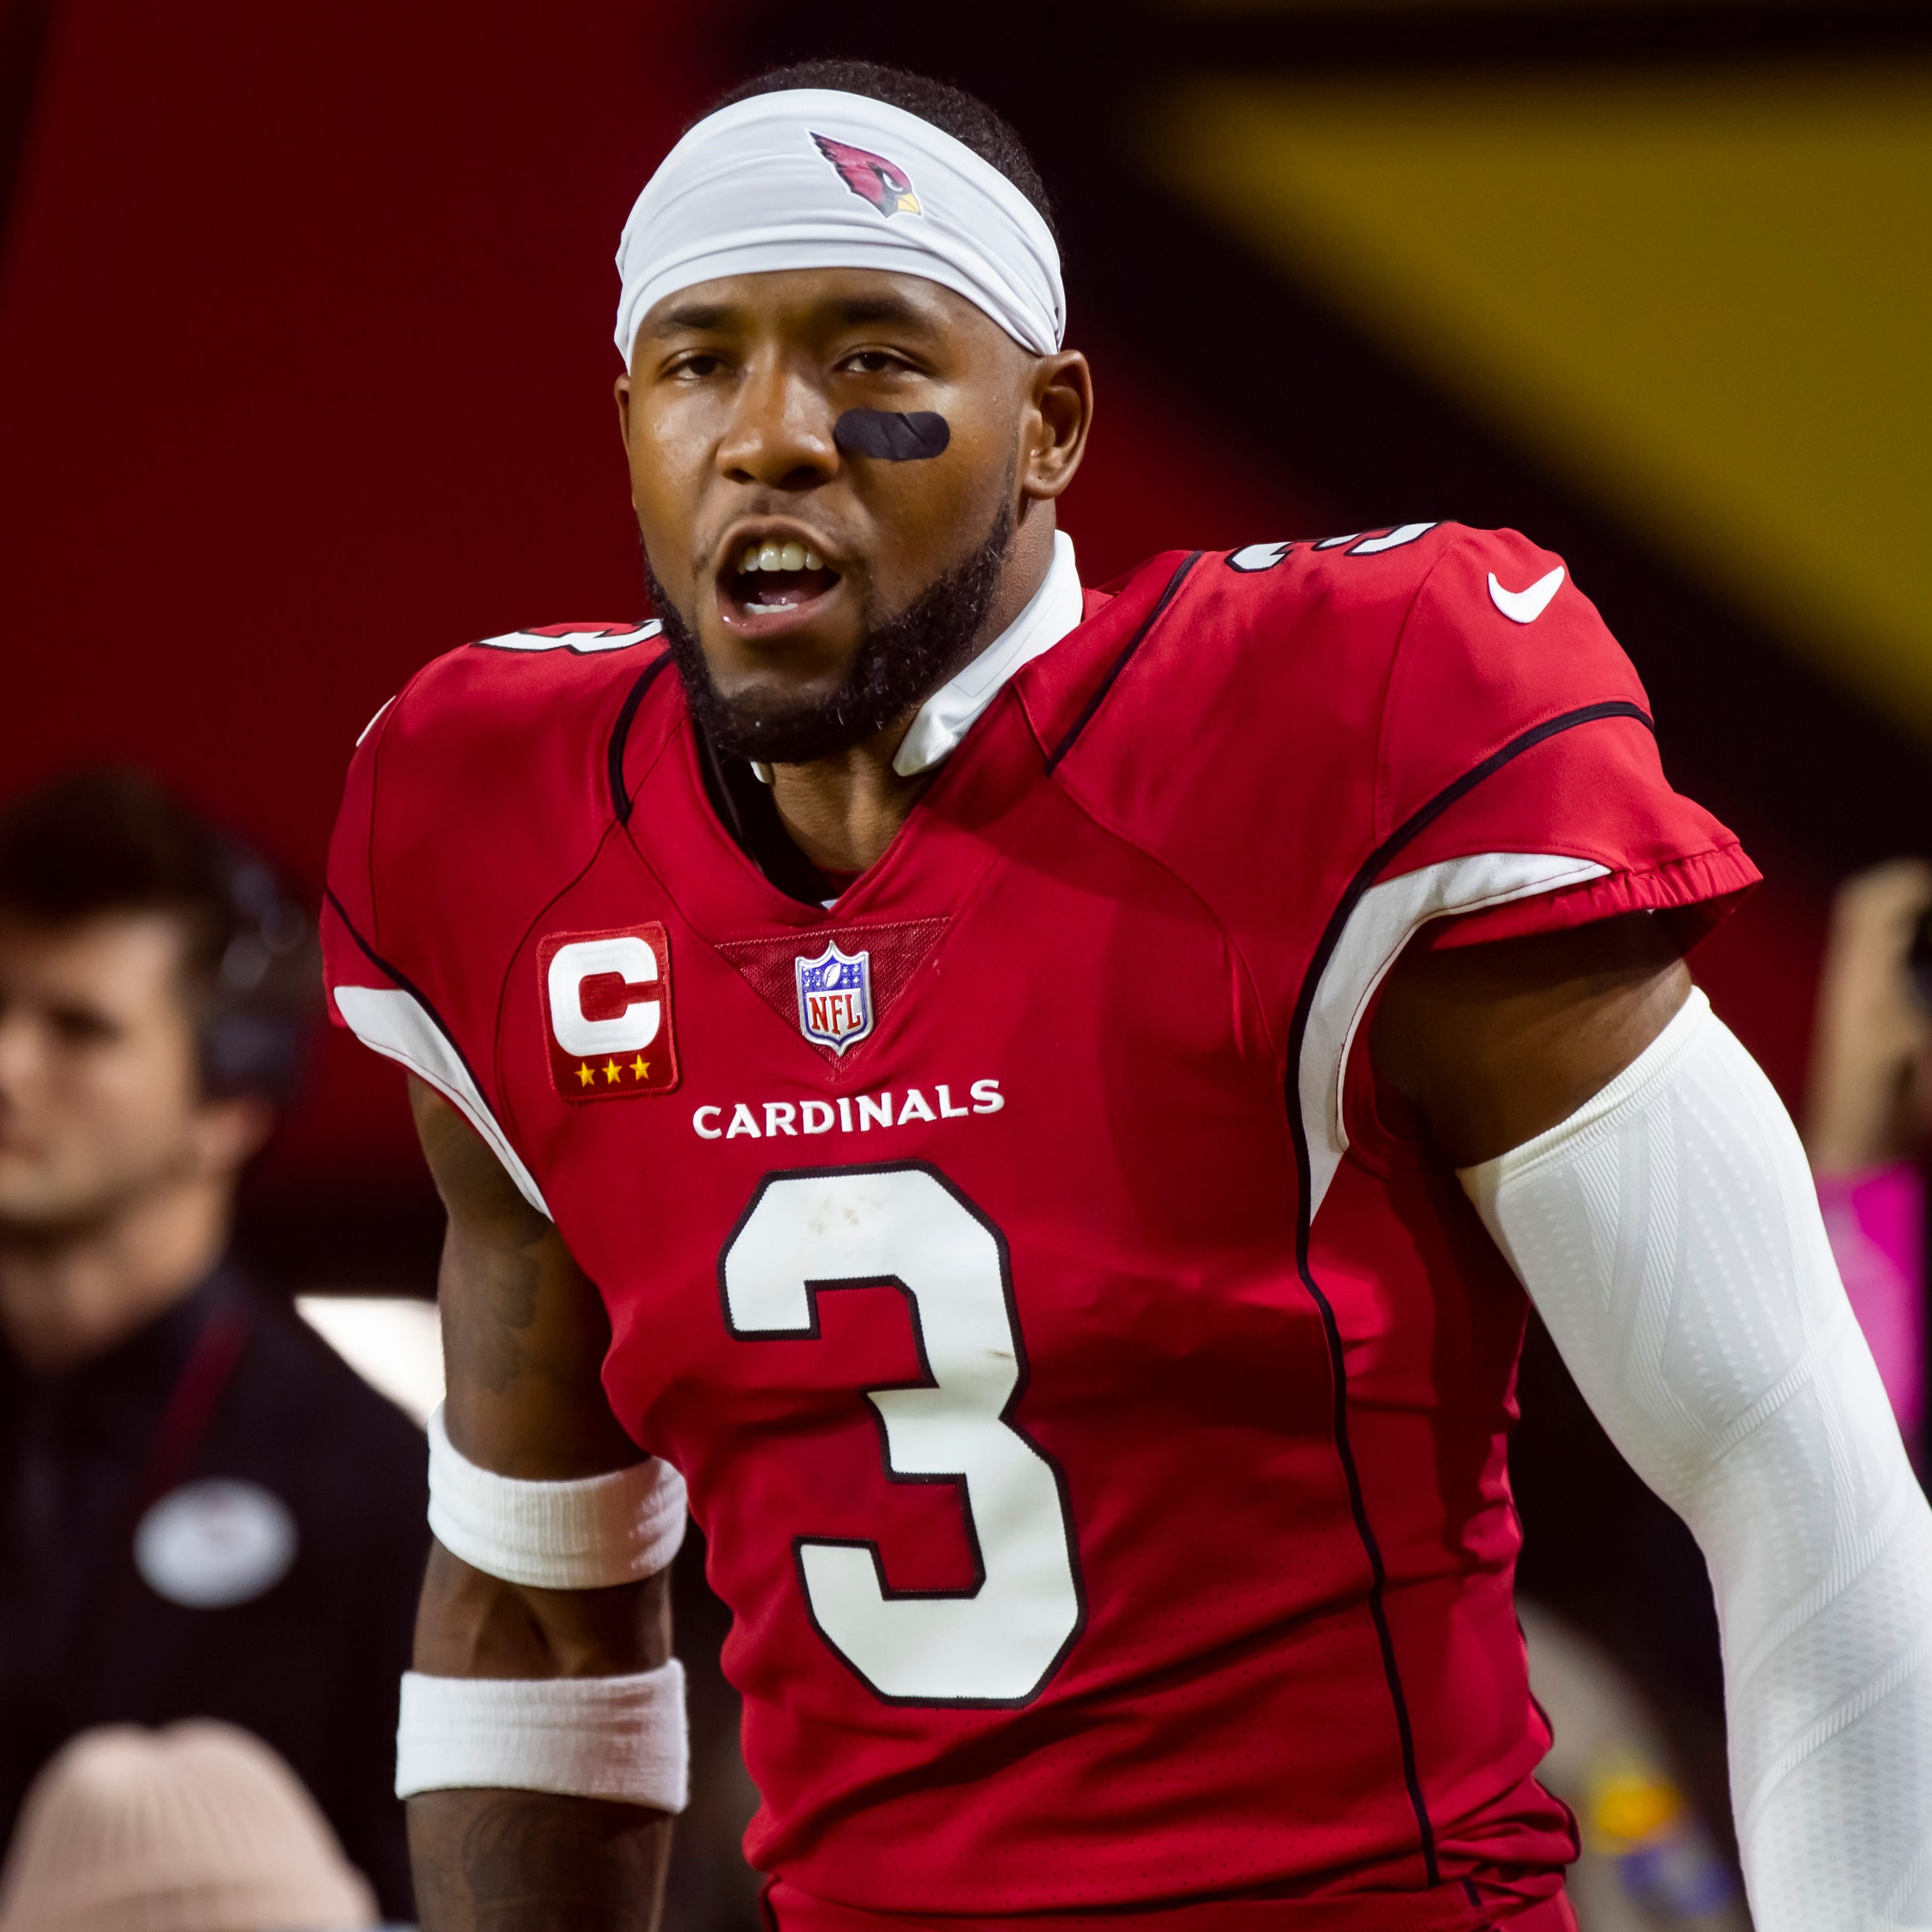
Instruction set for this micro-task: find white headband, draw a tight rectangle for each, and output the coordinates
[614,89,1064,369]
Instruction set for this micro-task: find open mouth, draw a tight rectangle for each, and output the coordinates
[720,537,842,629]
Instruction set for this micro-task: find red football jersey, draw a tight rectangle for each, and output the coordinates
[323,527,1757,1930]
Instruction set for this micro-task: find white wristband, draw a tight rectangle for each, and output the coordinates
[396,1661,688,1810]
[426,1403,687,1590]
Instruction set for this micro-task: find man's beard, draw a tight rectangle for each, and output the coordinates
[647,494,1015,767]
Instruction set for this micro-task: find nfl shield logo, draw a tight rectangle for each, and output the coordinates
[794,941,874,1055]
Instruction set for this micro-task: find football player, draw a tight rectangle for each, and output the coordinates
[323,60,1932,1932]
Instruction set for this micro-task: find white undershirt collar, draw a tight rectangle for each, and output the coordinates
[752,530,1083,784]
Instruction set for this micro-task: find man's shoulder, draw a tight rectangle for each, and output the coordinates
[1050,521,1574,726]
[1036,522,1601,785]
[1026,523,1669,956]
[374,619,670,788]
[327,619,674,933]
[1171,519,1580,676]
[1209,516,1468,610]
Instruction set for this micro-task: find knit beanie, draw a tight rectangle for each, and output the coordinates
[0,1723,377,1932]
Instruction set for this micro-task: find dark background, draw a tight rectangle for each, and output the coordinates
[12,0,1928,1262]
[5,0,1929,1913]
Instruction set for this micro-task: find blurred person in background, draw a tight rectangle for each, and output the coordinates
[1807,857,1932,1460]
[0,768,428,1919]
[0,1719,380,1932]
[1518,1602,1748,1932]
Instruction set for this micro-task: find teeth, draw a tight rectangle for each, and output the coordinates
[735,539,832,577]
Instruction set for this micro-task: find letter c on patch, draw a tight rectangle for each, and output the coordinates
[547,936,660,1056]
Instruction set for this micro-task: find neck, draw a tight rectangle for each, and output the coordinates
[766,724,930,877]
[0,1176,232,1378]
[768,510,1056,875]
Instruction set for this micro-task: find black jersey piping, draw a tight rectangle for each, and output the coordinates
[1043,552,1202,773]
[607,651,674,824]
[1283,697,1655,1889]
[323,885,493,1099]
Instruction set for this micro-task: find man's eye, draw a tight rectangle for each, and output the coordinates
[670,353,726,379]
[49,1007,117,1046]
[841,350,905,375]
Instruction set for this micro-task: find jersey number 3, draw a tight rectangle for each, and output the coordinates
[722,1163,1084,1705]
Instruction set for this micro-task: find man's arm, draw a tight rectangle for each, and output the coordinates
[1370,908,1692,1166]
[1376,911,1932,1932]
[405,1076,674,1932]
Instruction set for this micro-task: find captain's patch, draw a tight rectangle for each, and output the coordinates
[539,924,680,1100]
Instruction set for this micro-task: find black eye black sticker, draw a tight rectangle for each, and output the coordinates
[834,410,951,461]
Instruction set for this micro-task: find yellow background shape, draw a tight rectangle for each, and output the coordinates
[1147,64,1932,736]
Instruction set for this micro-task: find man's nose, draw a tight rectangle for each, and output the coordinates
[714,358,838,491]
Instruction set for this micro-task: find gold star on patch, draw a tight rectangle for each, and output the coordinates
[576,1061,595,1088]
[602,1059,622,1084]
[630,1056,649,1081]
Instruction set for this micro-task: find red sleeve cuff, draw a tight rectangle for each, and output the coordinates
[1423,840,1761,950]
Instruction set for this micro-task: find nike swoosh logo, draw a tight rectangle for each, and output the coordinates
[1488,565,1565,624]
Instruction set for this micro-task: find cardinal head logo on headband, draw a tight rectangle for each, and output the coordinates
[811,132,922,217]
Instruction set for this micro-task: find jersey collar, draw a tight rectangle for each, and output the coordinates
[892,529,1083,776]
[752,529,1083,784]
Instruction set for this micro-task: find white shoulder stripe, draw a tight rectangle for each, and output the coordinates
[475,620,662,655]
[1349,521,1437,555]
[333,985,550,1220]
[1299,852,1609,1221]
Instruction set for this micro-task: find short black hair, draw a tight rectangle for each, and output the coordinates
[0,766,315,1104]
[705,59,1060,251]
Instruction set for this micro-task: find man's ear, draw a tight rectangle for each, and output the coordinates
[190,1093,275,1181]
[1022,351,1092,502]
[615,370,635,450]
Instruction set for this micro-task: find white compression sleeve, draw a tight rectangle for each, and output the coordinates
[396,1662,689,1810]
[427,1403,687,1590]
[1461,989,1932,1931]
